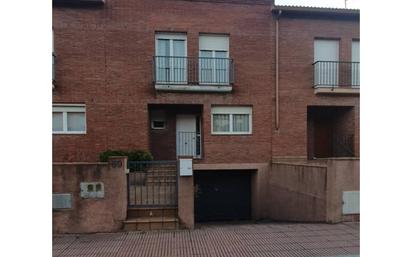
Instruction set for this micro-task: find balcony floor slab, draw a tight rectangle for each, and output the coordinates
[314,87,359,95]
[155,84,232,93]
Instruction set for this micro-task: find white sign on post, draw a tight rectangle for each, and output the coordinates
[179,158,193,176]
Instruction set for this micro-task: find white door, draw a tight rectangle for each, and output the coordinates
[176,115,197,157]
[314,39,339,87]
[351,41,360,87]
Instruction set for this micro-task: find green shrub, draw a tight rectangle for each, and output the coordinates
[99,149,153,162]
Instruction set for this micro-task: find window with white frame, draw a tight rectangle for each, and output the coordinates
[53,104,86,134]
[211,106,252,135]
[199,34,229,85]
[155,33,187,83]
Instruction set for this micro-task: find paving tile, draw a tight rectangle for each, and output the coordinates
[343,246,360,254]
[308,247,350,256]
[53,222,359,257]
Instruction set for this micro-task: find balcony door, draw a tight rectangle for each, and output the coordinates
[351,40,360,87]
[199,35,229,85]
[314,39,339,87]
[155,34,187,84]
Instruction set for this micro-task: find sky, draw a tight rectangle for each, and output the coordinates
[275,0,360,9]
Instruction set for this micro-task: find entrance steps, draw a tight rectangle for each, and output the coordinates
[123,207,179,231]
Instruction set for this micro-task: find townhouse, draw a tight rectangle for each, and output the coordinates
[52,0,359,232]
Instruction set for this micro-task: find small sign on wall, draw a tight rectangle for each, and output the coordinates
[80,182,104,198]
[53,193,72,209]
[179,159,193,176]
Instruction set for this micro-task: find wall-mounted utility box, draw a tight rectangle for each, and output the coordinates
[342,191,360,214]
[53,193,72,209]
[179,158,193,176]
[80,182,104,198]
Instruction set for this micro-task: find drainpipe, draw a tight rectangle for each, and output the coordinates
[275,9,282,130]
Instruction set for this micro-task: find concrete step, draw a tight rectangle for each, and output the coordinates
[123,217,178,231]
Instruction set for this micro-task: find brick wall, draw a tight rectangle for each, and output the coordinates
[53,157,127,233]
[273,14,360,158]
[53,1,359,163]
[53,0,275,163]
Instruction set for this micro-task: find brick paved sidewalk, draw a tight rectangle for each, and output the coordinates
[53,222,359,257]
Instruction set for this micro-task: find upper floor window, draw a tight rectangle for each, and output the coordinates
[314,39,340,86]
[211,106,252,135]
[199,35,229,85]
[155,33,187,84]
[53,104,86,134]
[351,40,360,86]
[314,39,339,62]
[52,30,56,88]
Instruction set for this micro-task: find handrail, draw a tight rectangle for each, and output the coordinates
[312,60,360,65]
[153,56,235,85]
[313,61,360,87]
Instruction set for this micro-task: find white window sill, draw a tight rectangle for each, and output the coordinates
[53,131,87,135]
[211,132,252,135]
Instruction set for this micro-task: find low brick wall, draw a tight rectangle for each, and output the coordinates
[268,162,328,222]
[53,157,128,234]
[325,158,360,223]
[268,158,359,223]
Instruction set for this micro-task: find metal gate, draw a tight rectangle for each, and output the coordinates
[127,161,178,207]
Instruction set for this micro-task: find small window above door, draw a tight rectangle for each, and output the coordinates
[150,110,166,130]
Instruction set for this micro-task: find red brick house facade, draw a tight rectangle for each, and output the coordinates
[53,0,276,163]
[52,0,359,228]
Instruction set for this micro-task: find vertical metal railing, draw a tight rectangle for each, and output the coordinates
[332,134,355,157]
[153,56,234,85]
[127,161,178,207]
[176,131,201,158]
[313,61,360,88]
[52,52,56,85]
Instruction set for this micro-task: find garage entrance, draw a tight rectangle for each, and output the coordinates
[194,171,252,222]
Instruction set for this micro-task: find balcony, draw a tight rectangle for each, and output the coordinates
[53,0,105,6]
[153,56,235,92]
[313,61,360,95]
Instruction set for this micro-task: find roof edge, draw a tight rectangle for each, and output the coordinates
[272,5,360,16]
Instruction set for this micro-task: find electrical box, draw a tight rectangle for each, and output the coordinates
[342,191,360,214]
[179,158,193,176]
[80,182,104,198]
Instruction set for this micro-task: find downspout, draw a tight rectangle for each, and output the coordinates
[275,9,282,130]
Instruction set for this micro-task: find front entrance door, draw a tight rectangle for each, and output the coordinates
[176,115,198,157]
[314,119,333,158]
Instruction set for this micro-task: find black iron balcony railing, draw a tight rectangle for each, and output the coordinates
[313,61,360,88]
[153,56,235,85]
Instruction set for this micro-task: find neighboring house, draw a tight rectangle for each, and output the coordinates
[272,5,360,161]
[52,0,359,232]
